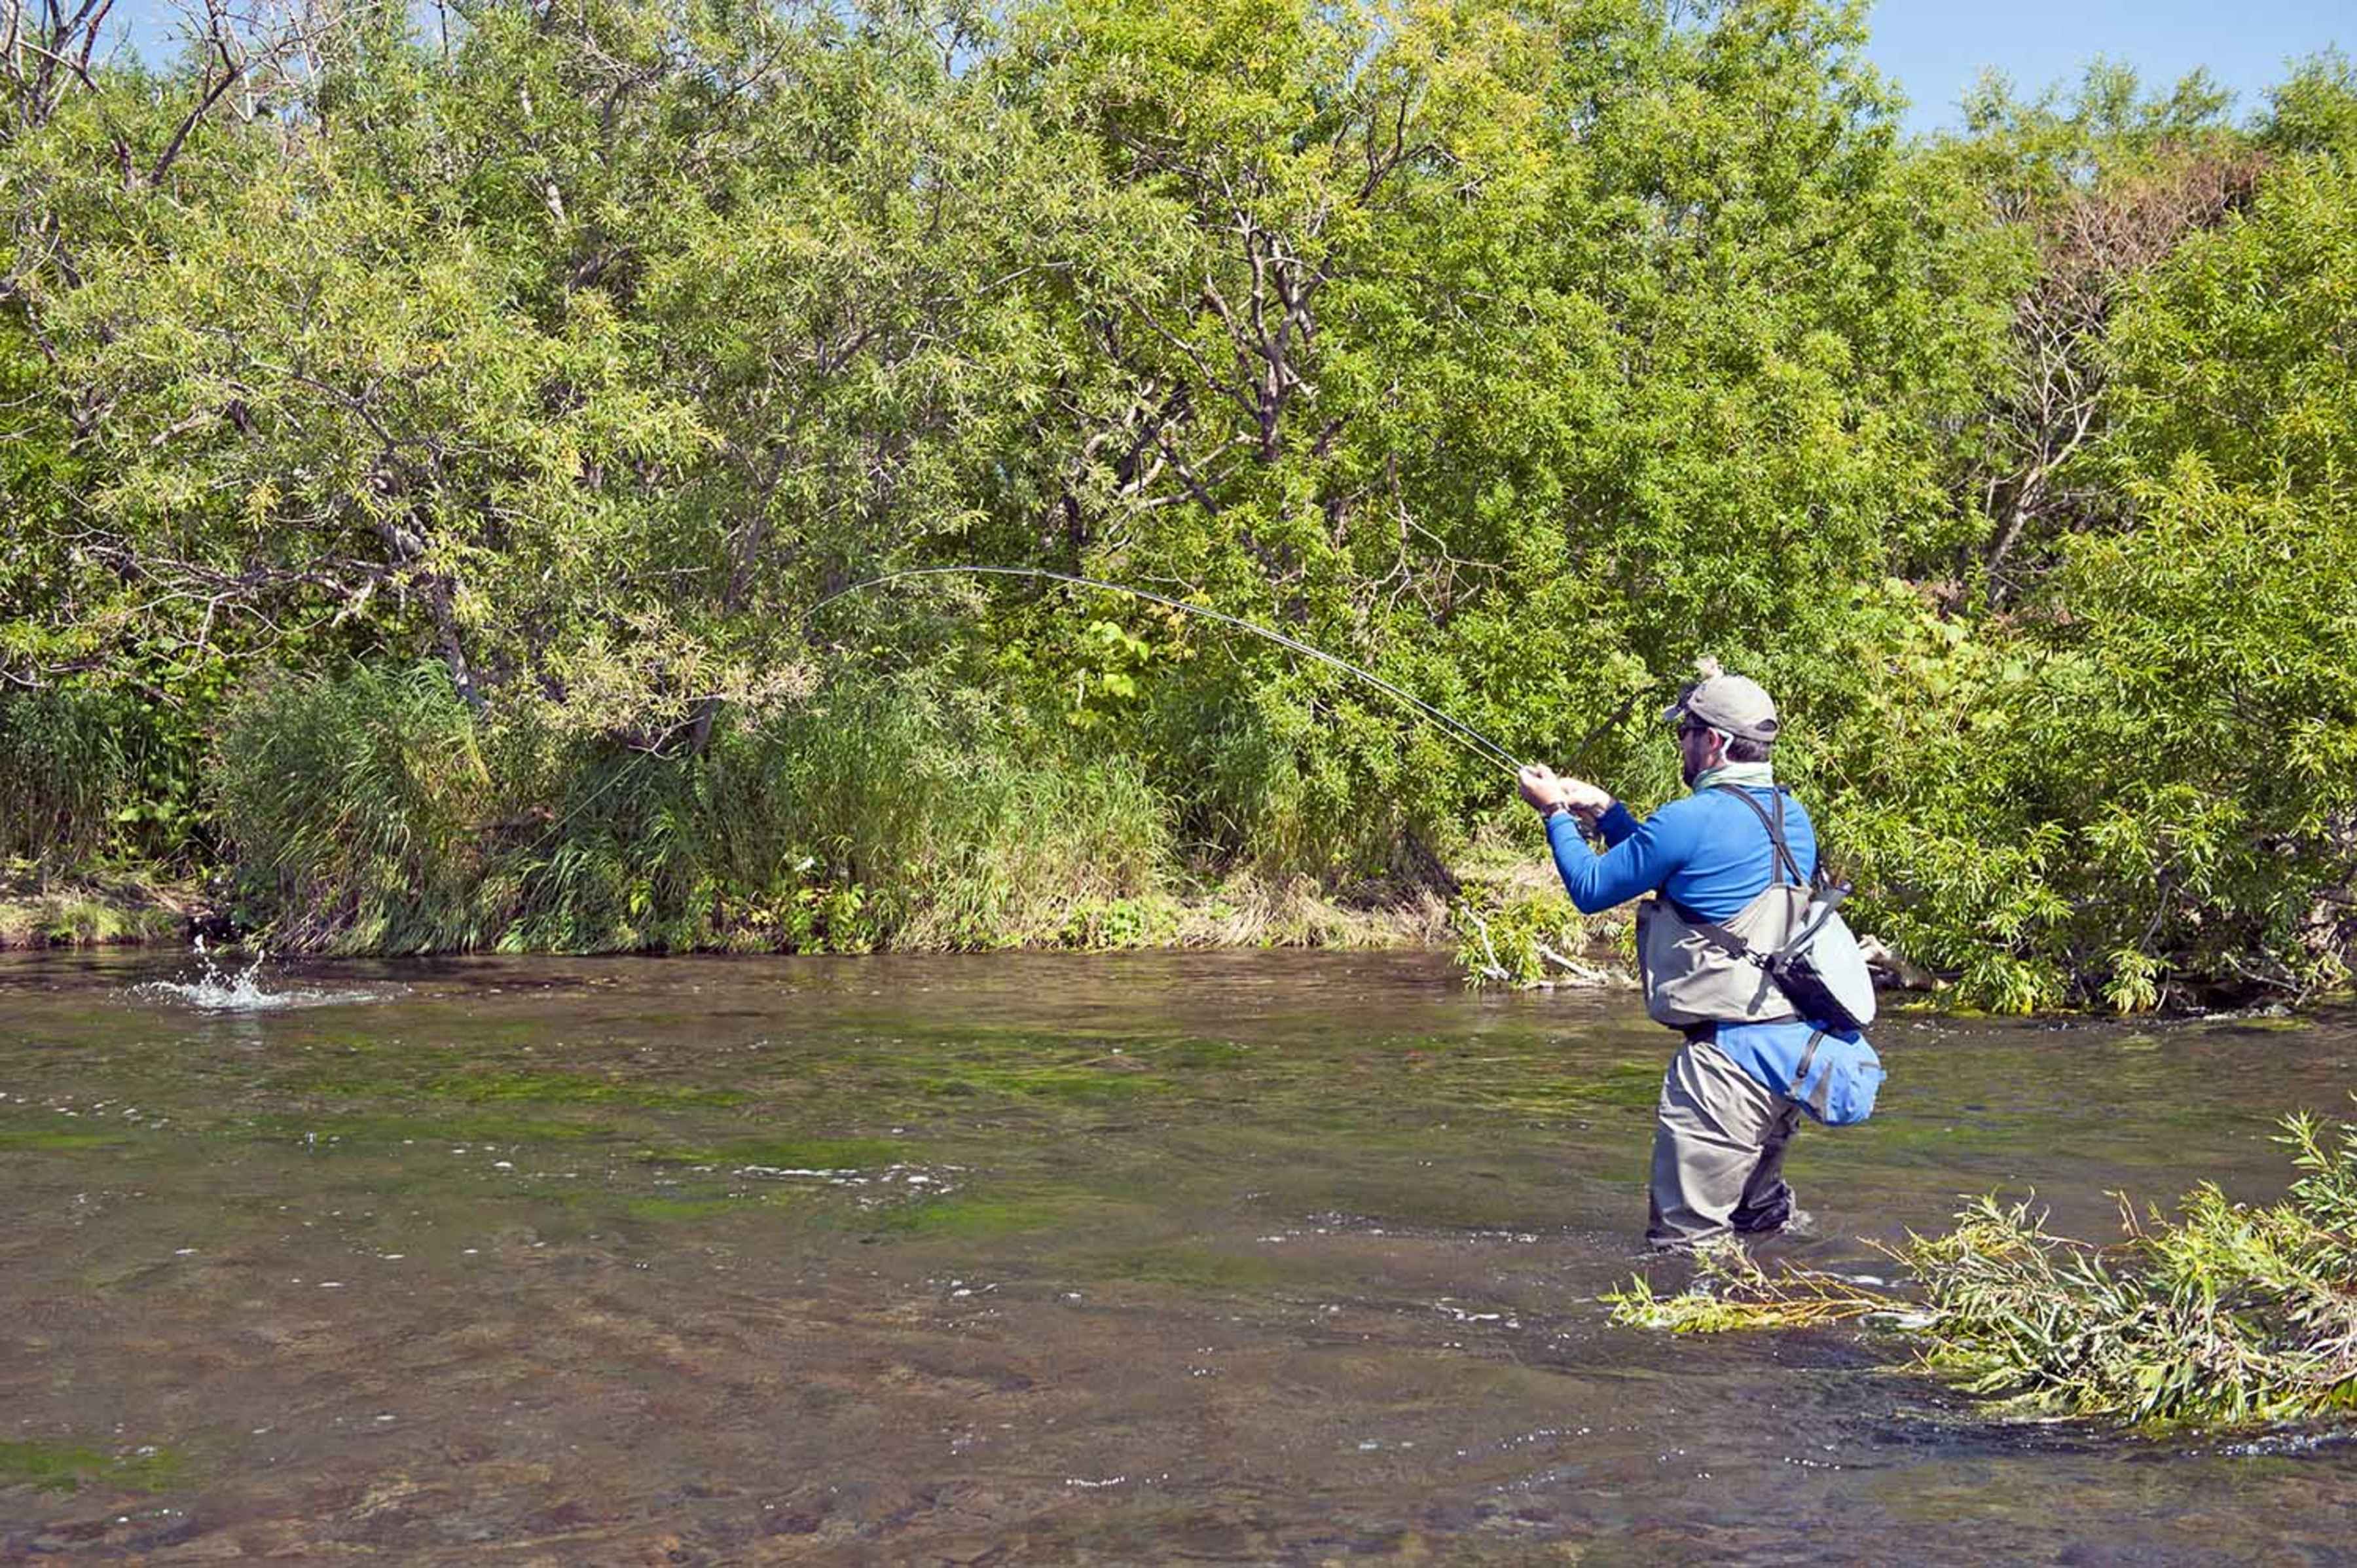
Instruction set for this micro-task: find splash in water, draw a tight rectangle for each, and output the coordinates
[131,940,388,1012]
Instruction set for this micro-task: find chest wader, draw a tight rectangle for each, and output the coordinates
[1637,786,1883,1246]
[1634,786,1811,1031]
[1636,786,1803,1245]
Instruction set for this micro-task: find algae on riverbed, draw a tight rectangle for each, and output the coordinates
[0,1440,183,1495]
[8,951,2357,1562]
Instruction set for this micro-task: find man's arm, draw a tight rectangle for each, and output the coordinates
[1543,798,1701,915]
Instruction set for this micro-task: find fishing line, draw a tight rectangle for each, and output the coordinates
[801,564,1529,777]
[510,562,1540,870]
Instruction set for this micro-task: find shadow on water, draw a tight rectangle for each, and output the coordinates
[2,949,2354,1561]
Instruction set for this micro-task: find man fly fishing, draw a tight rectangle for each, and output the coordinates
[1515,663,1881,1250]
[804,571,1877,1252]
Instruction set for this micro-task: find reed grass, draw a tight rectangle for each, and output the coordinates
[210,665,1180,955]
[0,689,130,871]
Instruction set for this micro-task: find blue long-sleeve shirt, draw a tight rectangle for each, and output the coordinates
[1545,786,1818,921]
[1544,784,1838,1097]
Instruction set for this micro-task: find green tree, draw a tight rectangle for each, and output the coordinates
[1927,62,2258,604]
[1831,128,2357,1009]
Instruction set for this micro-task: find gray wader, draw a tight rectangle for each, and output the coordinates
[1632,786,1814,1248]
[1645,1034,1803,1249]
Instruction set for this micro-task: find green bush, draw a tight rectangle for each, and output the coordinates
[1450,883,1599,989]
[1819,141,2357,1011]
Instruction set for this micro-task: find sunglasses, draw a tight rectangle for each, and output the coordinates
[1662,680,1706,733]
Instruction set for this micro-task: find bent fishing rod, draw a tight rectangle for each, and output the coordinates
[801,564,1529,778]
[521,562,1586,862]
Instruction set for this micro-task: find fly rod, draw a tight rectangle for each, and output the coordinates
[517,564,1536,864]
[801,564,1529,778]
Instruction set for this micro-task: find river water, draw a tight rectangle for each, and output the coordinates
[1,949,2352,1563]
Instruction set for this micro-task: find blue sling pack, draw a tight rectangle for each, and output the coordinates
[1713,786,1885,1125]
[1788,1026,1883,1126]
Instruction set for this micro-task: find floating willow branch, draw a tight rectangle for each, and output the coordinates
[1605,1246,1910,1334]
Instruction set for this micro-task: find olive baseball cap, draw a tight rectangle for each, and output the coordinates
[1661,661,1780,742]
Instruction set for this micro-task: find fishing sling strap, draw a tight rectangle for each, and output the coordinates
[1695,785,1878,1033]
[1635,790,1811,1029]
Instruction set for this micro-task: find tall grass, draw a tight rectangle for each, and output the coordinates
[211,665,1175,955]
[211,665,496,951]
[0,688,132,872]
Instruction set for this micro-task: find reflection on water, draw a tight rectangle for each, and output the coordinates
[3,949,2354,1562]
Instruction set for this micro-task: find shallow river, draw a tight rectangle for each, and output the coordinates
[2,950,2353,1563]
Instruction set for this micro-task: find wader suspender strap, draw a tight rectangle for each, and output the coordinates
[1715,786,1856,957]
[1665,786,1808,967]
[1713,784,1808,889]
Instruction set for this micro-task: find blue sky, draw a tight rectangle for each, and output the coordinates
[1864,0,2349,134]
[96,0,2352,139]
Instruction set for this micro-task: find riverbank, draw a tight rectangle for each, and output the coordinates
[0,866,1480,957]
[0,874,202,950]
[14,858,2314,1016]
[0,861,2163,1009]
